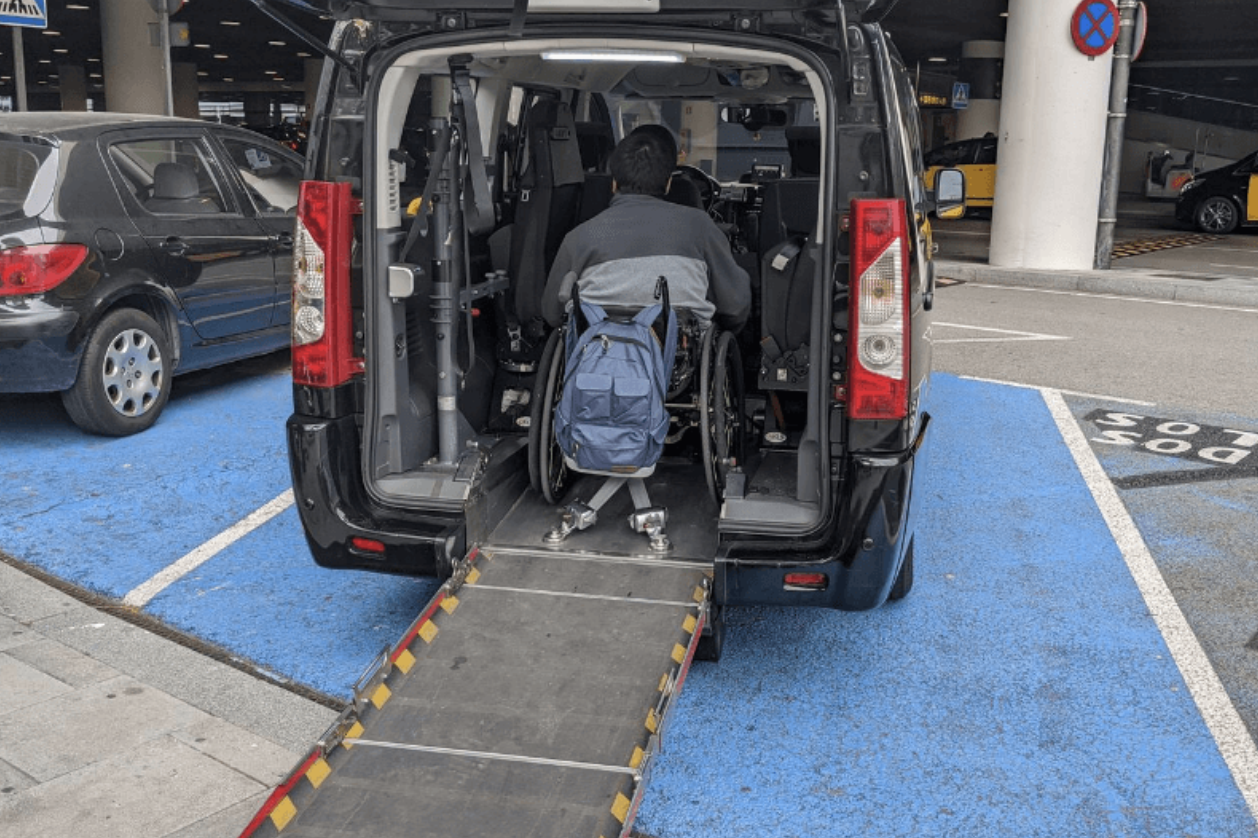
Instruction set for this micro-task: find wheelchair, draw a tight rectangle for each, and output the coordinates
[526,294,744,551]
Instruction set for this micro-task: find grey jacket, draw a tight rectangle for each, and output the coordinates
[541,193,751,332]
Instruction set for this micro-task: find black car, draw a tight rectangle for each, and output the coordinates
[275,0,962,640]
[1176,149,1258,234]
[0,113,304,435]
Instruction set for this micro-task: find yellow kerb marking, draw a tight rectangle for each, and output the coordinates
[671,643,687,665]
[395,648,416,674]
[629,746,645,769]
[270,796,297,831]
[645,709,659,734]
[370,683,392,710]
[343,721,364,749]
[683,614,697,634]
[306,758,331,789]
[419,620,439,644]
[611,793,632,823]
[467,567,482,585]
[440,595,459,615]
[692,586,705,603]
[657,673,668,692]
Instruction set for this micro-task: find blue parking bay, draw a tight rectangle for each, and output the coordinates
[2,369,1254,835]
[637,375,1256,837]
[0,365,293,596]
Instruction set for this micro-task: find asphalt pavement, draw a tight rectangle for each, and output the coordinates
[3,196,1257,837]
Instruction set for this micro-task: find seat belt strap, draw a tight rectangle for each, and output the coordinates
[452,64,496,236]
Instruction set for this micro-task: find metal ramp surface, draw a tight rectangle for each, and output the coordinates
[242,545,712,838]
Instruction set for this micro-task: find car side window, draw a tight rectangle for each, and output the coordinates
[219,138,303,215]
[109,138,228,215]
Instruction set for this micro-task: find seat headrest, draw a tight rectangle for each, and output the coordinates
[575,122,615,173]
[151,162,200,200]
[785,126,821,177]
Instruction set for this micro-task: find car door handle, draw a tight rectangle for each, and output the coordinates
[159,236,189,257]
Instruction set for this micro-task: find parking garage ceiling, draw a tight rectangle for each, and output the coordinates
[3,0,1258,112]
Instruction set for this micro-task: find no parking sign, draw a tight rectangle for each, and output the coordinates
[1071,0,1120,56]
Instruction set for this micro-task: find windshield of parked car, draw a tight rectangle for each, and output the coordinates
[0,141,54,219]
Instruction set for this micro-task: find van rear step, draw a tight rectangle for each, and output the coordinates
[242,546,712,838]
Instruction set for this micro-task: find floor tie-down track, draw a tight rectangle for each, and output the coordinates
[241,545,712,838]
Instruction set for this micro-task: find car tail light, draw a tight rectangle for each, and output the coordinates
[292,180,360,388]
[0,244,89,297]
[784,572,829,591]
[351,537,386,554]
[848,199,909,420]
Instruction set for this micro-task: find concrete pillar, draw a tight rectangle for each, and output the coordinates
[58,65,88,111]
[304,58,324,120]
[100,0,167,115]
[956,40,1003,140]
[989,0,1114,270]
[172,62,198,119]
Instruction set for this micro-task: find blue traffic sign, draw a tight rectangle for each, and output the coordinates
[0,0,47,29]
[952,82,970,110]
[1071,0,1120,57]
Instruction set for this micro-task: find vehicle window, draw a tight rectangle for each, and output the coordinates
[0,142,51,217]
[220,137,303,214]
[109,137,228,215]
[924,142,968,168]
[976,138,998,165]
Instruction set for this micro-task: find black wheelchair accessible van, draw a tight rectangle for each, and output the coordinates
[276,0,966,656]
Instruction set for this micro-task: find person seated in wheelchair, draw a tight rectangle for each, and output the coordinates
[540,129,750,335]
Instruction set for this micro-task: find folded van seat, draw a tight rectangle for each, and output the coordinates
[758,126,821,393]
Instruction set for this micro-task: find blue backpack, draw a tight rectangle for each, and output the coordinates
[554,288,678,475]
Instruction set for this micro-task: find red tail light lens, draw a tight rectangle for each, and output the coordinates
[0,244,89,297]
[292,180,359,388]
[848,199,909,420]
[784,572,829,591]
[351,537,386,554]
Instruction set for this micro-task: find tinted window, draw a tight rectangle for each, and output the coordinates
[0,142,52,217]
[220,137,302,214]
[109,138,228,215]
[975,138,998,165]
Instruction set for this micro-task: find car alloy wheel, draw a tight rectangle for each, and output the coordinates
[1197,196,1239,234]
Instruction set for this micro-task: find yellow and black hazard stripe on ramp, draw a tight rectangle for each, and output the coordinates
[240,545,711,838]
[1112,233,1222,259]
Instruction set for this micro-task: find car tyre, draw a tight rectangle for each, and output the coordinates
[1195,195,1240,234]
[887,537,914,601]
[62,308,172,437]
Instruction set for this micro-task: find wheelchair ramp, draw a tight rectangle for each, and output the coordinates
[241,545,711,838]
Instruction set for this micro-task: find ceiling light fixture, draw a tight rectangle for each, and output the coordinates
[541,48,684,63]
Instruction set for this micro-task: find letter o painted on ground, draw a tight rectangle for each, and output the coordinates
[1145,439,1192,454]
[1157,422,1201,436]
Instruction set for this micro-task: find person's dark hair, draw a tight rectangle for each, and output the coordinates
[628,124,678,165]
[610,131,673,197]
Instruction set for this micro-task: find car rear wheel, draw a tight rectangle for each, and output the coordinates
[1195,196,1240,234]
[62,308,172,436]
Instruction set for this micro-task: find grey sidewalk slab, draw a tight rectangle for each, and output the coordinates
[0,560,338,838]
[936,259,1258,308]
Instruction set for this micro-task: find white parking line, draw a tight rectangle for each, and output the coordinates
[966,283,1258,314]
[934,322,1070,344]
[959,375,1155,406]
[122,490,295,608]
[1043,388,1258,819]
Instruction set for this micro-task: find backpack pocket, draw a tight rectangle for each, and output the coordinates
[572,373,612,421]
[612,376,651,426]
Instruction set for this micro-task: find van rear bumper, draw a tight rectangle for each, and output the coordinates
[715,413,928,611]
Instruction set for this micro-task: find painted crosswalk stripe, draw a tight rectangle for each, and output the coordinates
[122,490,294,608]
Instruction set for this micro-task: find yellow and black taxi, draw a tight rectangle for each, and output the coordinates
[924,134,997,213]
[1176,149,1258,234]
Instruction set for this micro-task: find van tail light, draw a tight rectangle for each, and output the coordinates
[784,572,829,591]
[848,199,909,420]
[0,244,89,297]
[292,180,360,388]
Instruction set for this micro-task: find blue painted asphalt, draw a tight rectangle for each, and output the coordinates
[1,369,1254,836]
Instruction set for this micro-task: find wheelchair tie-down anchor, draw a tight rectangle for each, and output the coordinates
[544,475,672,552]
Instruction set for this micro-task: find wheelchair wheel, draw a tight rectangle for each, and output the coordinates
[700,329,743,504]
[528,328,569,505]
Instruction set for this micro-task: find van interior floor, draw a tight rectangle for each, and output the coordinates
[488,461,720,562]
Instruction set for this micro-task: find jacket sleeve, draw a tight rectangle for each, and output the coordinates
[701,220,751,333]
